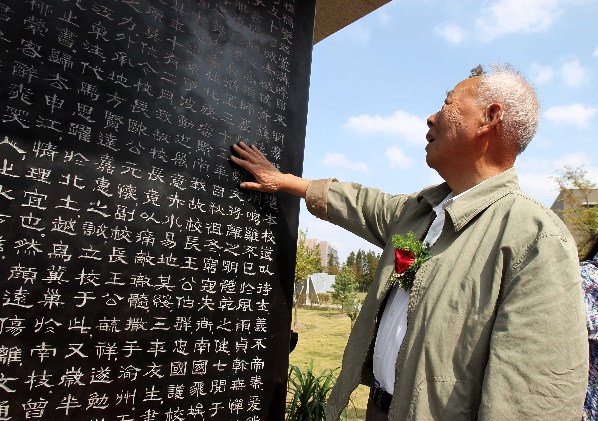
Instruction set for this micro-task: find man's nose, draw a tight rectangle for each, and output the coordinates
[427,113,437,128]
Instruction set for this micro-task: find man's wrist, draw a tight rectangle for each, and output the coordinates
[279,173,310,198]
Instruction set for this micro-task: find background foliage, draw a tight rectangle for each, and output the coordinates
[553,166,598,257]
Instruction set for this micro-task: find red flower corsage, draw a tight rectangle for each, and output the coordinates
[391,231,431,291]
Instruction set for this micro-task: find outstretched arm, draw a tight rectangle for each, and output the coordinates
[230,142,310,198]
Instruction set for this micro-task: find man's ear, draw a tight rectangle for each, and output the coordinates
[480,103,503,134]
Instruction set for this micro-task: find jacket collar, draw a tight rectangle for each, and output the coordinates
[418,168,521,232]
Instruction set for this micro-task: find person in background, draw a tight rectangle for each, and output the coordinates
[231,64,588,420]
[581,234,598,421]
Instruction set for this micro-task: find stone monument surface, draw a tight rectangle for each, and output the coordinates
[0,0,315,419]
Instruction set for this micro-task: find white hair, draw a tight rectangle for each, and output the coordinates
[477,64,539,153]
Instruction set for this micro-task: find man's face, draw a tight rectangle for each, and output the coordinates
[425,77,485,178]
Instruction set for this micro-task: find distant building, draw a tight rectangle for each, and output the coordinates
[295,272,336,305]
[305,238,338,268]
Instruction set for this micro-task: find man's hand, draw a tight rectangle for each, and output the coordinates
[230,142,310,198]
[231,142,283,193]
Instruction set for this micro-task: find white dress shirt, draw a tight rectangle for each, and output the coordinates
[372,176,496,393]
[373,192,453,392]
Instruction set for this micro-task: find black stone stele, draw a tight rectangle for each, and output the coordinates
[0,0,315,419]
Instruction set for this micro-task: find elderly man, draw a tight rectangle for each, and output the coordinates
[231,65,588,420]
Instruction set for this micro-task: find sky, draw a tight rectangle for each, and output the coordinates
[298,0,598,263]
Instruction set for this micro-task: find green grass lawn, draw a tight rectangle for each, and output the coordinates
[288,306,369,420]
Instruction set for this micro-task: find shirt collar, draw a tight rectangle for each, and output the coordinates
[432,192,454,218]
[418,168,521,232]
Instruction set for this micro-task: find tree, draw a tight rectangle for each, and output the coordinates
[345,251,356,272]
[362,250,380,291]
[345,299,361,329]
[345,250,364,286]
[469,64,484,77]
[355,249,365,284]
[553,166,598,257]
[326,253,340,275]
[294,229,323,325]
[345,249,381,291]
[331,264,358,314]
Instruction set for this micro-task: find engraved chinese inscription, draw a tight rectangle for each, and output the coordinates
[0,0,315,419]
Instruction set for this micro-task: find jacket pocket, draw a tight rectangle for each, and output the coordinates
[408,376,478,420]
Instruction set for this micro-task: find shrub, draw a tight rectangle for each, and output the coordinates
[318,293,332,307]
[346,299,362,329]
[295,293,307,306]
[286,361,335,421]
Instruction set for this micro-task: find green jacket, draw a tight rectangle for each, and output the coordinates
[305,169,587,420]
